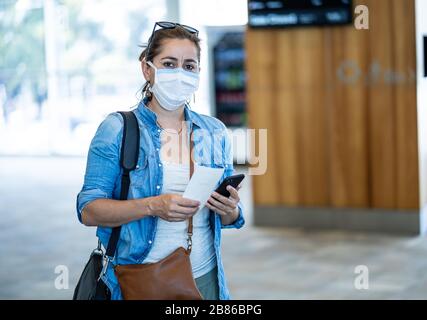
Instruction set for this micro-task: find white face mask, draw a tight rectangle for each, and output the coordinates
[147,61,200,111]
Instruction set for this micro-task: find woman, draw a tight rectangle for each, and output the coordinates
[76,22,245,300]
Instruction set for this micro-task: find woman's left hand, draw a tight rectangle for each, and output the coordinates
[206,185,241,224]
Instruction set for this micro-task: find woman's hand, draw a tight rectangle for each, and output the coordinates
[148,194,200,222]
[206,185,241,225]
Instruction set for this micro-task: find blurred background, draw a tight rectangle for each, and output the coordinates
[1,0,427,299]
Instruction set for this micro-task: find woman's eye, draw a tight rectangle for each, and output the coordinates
[163,62,175,68]
[185,64,196,71]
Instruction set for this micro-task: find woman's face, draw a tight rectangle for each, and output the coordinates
[142,38,200,84]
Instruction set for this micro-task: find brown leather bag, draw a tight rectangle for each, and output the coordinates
[114,129,203,300]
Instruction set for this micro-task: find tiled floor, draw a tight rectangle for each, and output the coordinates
[0,156,426,299]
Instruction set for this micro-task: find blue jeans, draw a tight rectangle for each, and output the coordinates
[195,266,219,300]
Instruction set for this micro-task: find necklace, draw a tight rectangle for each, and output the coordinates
[156,120,184,135]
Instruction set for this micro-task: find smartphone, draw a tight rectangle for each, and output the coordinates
[215,174,245,197]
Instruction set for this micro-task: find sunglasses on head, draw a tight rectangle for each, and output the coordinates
[152,21,199,36]
[145,21,199,60]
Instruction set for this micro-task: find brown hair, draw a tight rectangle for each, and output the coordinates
[139,26,201,101]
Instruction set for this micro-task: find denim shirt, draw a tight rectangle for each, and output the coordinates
[76,98,245,300]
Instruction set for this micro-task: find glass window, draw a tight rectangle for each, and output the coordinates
[0,0,166,155]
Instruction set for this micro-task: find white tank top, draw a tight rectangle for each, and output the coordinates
[142,161,217,278]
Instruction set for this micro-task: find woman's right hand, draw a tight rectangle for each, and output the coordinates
[148,194,200,222]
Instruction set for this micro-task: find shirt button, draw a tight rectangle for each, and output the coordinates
[156,148,160,151]
[158,163,162,167]
[148,240,152,244]
[157,129,161,133]
[136,165,140,169]
[156,185,160,189]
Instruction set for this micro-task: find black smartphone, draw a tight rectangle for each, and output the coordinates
[215,174,245,197]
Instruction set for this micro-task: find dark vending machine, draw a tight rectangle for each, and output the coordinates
[213,32,246,127]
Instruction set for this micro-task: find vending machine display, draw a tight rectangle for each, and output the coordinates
[213,32,246,127]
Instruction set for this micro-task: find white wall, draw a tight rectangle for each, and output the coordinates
[416,0,427,234]
[178,1,250,164]
[178,0,248,117]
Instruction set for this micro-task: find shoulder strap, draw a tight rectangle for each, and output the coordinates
[187,130,194,252]
[105,111,140,259]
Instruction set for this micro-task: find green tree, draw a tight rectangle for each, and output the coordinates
[0,0,46,119]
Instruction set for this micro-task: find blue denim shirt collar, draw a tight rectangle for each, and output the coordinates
[135,98,201,129]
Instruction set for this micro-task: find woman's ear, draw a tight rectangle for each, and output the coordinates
[141,58,152,83]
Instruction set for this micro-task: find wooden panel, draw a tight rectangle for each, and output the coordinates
[391,0,419,209]
[328,23,370,207]
[293,29,329,206]
[246,0,419,210]
[245,30,280,205]
[275,31,301,205]
[367,0,396,208]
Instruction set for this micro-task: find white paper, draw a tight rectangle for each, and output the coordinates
[183,164,225,206]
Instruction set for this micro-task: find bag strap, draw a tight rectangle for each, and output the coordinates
[187,130,194,252]
[105,111,140,259]
[104,112,195,258]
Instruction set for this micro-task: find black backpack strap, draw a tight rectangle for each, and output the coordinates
[105,111,140,259]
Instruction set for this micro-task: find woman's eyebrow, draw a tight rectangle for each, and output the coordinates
[184,58,198,64]
[160,56,197,64]
[160,56,178,61]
